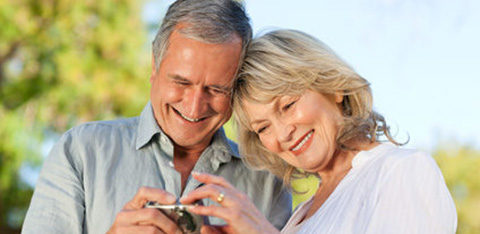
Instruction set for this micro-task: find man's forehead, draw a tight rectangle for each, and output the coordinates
[168,25,242,50]
[173,22,243,44]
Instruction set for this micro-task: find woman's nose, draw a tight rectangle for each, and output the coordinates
[277,123,295,143]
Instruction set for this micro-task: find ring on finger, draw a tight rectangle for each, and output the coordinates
[216,191,225,203]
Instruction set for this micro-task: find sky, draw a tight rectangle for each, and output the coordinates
[20,0,480,188]
[145,0,480,151]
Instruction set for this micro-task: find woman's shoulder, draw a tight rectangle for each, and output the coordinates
[366,142,436,172]
[365,143,453,203]
[363,143,457,232]
[354,142,445,187]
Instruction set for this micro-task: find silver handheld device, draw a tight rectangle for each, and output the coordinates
[144,201,203,234]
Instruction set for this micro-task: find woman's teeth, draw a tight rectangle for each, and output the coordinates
[292,131,313,151]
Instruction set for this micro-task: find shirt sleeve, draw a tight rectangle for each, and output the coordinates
[365,151,457,234]
[22,130,85,234]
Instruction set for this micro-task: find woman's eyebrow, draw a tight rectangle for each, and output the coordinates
[248,99,281,126]
[249,118,265,126]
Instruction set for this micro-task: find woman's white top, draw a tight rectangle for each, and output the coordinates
[281,143,457,234]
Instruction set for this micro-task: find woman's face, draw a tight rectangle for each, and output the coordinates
[244,90,344,173]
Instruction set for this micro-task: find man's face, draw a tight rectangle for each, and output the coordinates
[150,30,242,151]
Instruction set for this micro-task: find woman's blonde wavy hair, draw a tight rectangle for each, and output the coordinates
[233,29,400,187]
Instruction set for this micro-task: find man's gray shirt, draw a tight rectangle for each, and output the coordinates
[22,102,291,233]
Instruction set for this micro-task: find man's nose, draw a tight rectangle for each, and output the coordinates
[185,87,209,117]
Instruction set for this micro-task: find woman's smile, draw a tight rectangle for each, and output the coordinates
[289,130,314,155]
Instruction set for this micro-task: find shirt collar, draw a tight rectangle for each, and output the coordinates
[209,127,241,159]
[135,101,162,150]
[135,102,240,160]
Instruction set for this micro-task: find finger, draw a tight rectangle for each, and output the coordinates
[191,172,234,189]
[201,225,229,234]
[180,184,233,206]
[187,205,239,224]
[124,187,176,210]
[117,208,179,233]
[117,208,173,227]
[190,206,267,233]
[110,225,164,234]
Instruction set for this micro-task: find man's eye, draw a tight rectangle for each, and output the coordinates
[210,88,229,95]
[175,80,190,86]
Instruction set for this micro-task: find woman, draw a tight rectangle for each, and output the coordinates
[180,29,457,233]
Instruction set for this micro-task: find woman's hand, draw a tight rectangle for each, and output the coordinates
[180,172,280,234]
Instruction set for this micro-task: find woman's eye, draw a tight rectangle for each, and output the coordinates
[257,126,267,134]
[283,101,296,111]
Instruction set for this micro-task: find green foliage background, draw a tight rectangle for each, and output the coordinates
[0,0,149,232]
[0,0,478,233]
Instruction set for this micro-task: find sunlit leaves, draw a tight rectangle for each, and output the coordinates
[0,0,149,229]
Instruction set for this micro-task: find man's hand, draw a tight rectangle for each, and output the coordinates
[107,187,182,234]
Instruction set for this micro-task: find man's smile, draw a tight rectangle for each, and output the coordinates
[172,106,207,123]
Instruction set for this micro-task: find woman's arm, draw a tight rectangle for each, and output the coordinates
[180,172,281,234]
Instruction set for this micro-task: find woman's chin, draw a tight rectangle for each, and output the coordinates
[296,161,323,174]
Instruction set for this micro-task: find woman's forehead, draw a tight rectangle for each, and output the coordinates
[241,99,271,124]
[242,95,290,124]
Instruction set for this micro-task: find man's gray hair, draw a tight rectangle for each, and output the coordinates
[152,0,252,69]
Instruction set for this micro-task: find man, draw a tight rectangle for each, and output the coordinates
[22,0,291,233]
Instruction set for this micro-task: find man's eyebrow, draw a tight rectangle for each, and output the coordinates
[168,74,190,82]
[167,74,230,91]
[209,84,232,92]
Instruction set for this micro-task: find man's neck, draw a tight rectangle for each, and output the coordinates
[173,144,207,192]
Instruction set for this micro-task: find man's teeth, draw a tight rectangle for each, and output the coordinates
[179,112,201,122]
[292,131,313,151]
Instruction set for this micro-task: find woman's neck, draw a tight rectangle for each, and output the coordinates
[316,141,380,180]
[316,148,355,180]
[300,141,380,223]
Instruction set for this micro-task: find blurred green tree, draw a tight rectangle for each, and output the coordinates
[0,0,149,231]
[434,144,480,234]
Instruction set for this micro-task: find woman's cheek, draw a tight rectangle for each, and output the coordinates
[260,136,278,153]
